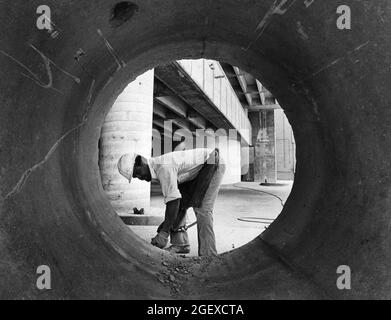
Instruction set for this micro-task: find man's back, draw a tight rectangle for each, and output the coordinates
[150,148,213,184]
[148,148,213,204]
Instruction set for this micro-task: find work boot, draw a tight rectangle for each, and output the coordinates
[165,245,190,254]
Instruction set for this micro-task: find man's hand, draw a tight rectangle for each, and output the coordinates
[151,231,169,249]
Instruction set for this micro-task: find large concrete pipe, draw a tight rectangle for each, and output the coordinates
[99,70,154,219]
[0,0,390,299]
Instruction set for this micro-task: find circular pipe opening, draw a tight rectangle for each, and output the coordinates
[97,61,295,256]
[66,38,325,299]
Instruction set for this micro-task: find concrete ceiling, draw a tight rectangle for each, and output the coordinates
[220,62,280,112]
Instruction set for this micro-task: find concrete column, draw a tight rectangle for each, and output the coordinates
[240,145,253,180]
[99,70,154,216]
[249,110,277,183]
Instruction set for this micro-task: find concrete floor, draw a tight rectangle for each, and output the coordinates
[130,181,293,256]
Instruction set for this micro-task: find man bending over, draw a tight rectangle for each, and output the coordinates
[117,148,225,256]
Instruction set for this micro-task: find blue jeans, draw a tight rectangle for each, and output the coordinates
[170,163,226,256]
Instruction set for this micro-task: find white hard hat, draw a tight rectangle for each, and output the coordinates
[117,153,137,183]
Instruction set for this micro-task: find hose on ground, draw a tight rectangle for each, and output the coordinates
[233,183,285,207]
[237,217,274,224]
[233,184,284,224]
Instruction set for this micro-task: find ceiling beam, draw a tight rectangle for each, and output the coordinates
[256,80,266,105]
[155,100,207,130]
[155,95,187,118]
[233,66,253,107]
[188,111,206,129]
[152,117,166,130]
[237,90,263,95]
[154,78,174,97]
[166,117,194,132]
[247,104,281,111]
[153,101,167,119]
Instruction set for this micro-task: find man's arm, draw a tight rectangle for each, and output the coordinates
[152,199,180,249]
[158,198,181,233]
[151,166,182,248]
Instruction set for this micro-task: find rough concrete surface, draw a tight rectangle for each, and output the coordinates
[1,0,391,299]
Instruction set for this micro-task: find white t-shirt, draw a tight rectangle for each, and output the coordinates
[148,148,214,204]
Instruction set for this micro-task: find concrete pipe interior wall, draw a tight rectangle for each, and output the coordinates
[0,0,390,299]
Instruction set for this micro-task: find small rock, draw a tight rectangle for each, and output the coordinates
[162,261,168,267]
[169,275,176,282]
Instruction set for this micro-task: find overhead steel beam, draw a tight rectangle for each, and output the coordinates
[155,99,207,130]
[152,117,166,130]
[154,78,174,97]
[153,101,167,119]
[166,117,194,132]
[155,63,230,130]
[237,90,264,95]
[188,111,206,129]
[256,80,266,105]
[247,104,281,111]
[155,95,187,118]
[233,66,253,107]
